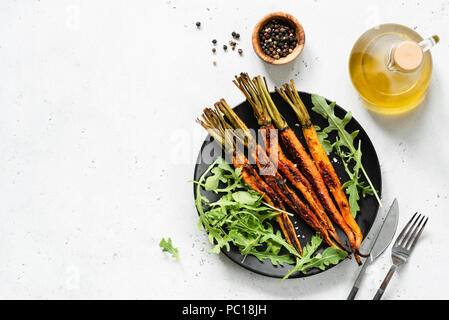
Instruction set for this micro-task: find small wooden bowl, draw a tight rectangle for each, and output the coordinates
[252,12,305,65]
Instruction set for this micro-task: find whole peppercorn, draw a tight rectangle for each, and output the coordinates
[212,39,217,45]
[235,33,240,39]
[212,48,216,53]
[258,19,297,59]
[223,45,227,50]
[195,21,201,27]
[238,48,243,55]
[232,31,236,37]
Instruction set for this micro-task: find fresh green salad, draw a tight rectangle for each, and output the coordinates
[192,157,347,280]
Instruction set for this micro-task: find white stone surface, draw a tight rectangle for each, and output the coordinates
[0,0,448,300]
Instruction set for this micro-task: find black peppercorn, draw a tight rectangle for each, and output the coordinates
[223,45,227,50]
[258,19,297,59]
[212,39,217,45]
[196,21,201,27]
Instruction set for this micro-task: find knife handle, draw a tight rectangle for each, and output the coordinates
[347,286,359,300]
[346,256,371,300]
[373,264,398,300]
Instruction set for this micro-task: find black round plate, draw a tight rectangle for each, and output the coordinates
[193,91,382,279]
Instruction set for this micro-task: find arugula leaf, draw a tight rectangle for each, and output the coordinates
[311,94,381,216]
[301,247,348,271]
[266,234,282,255]
[281,234,347,281]
[249,249,295,266]
[193,158,347,280]
[159,237,180,261]
[228,229,260,255]
[231,191,261,205]
[311,95,360,153]
[281,233,323,281]
[314,125,333,154]
[204,166,226,190]
[338,140,362,217]
[193,158,231,252]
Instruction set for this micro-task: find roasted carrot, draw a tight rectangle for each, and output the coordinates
[277,81,365,258]
[214,99,340,250]
[233,152,302,256]
[234,78,360,264]
[231,74,350,252]
[198,108,303,255]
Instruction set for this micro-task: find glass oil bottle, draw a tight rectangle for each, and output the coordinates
[349,23,439,114]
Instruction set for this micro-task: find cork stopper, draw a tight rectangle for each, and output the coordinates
[392,40,423,72]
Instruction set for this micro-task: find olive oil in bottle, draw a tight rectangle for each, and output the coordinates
[349,24,439,114]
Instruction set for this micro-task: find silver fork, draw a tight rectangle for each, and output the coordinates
[373,212,428,300]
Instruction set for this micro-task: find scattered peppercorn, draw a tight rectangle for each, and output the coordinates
[196,21,201,27]
[213,61,217,66]
[259,19,297,59]
[231,31,241,40]
[209,32,242,57]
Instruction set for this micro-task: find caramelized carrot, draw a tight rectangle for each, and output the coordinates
[214,99,340,250]
[230,74,350,252]
[233,151,302,255]
[279,126,360,263]
[278,81,364,257]
[250,144,338,249]
[261,123,350,251]
[197,109,303,255]
[230,75,359,263]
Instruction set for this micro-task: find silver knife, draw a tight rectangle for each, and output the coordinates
[347,198,399,300]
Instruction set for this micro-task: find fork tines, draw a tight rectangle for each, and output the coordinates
[395,212,429,251]
[373,211,428,300]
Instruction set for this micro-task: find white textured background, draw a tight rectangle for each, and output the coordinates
[0,0,448,300]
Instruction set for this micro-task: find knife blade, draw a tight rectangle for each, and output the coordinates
[369,198,399,260]
[347,198,399,300]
